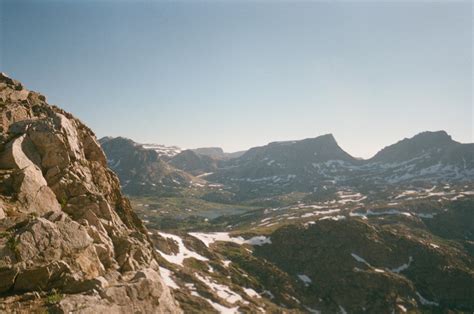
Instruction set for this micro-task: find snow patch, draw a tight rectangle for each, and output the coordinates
[191,291,240,314]
[301,208,341,218]
[243,288,261,298]
[189,232,271,247]
[189,232,245,247]
[159,267,179,289]
[297,274,312,286]
[195,274,243,304]
[416,292,439,306]
[351,253,384,272]
[247,236,272,246]
[391,256,413,273]
[319,215,346,221]
[339,305,348,314]
[351,253,370,266]
[157,232,208,266]
[350,209,412,219]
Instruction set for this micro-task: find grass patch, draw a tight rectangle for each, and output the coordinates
[46,289,63,305]
[7,235,19,257]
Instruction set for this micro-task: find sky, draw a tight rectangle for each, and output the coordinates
[1,0,472,158]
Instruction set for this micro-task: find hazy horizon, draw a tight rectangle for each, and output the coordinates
[101,129,466,160]
[1,0,472,158]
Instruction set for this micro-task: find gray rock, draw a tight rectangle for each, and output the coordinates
[0,74,181,313]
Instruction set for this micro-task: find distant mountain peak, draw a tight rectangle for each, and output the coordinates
[238,133,356,168]
[410,130,453,143]
[304,133,338,145]
[371,130,457,163]
[99,136,138,147]
[318,133,336,141]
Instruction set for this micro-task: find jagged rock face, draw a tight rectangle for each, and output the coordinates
[0,73,180,313]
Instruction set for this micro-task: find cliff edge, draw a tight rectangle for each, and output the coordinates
[0,73,181,313]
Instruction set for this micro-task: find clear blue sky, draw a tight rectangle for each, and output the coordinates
[1,0,472,158]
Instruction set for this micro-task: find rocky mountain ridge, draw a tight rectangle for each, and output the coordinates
[169,149,218,176]
[99,136,196,196]
[207,131,474,200]
[102,130,473,201]
[0,74,181,313]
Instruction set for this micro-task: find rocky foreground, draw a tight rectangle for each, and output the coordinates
[0,73,181,313]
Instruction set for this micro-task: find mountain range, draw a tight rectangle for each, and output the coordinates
[101,130,474,200]
[98,130,473,313]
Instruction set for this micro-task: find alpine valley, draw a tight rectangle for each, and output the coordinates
[0,74,472,313]
[101,130,474,312]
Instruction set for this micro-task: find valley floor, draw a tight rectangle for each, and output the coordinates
[131,183,474,313]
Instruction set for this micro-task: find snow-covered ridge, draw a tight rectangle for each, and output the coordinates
[142,143,182,157]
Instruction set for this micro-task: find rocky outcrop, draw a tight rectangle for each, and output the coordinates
[0,73,181,313]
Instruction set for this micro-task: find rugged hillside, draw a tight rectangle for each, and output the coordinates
[0,74,180,313]
[206,134,359,199]
[140,183,474,313]
[191,147,226,159]
[169,149,218,176]
[100,136,195,196]
[205,132,474,200]
[365,131,474,183]
[255,213,474,312]
[371,131,459,163]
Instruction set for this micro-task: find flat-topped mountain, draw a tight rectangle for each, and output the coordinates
[239,133,356,164]
[0,74,180,313]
